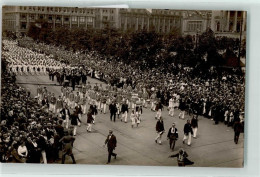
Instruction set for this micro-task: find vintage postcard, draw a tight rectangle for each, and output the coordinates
[1,6,246,167]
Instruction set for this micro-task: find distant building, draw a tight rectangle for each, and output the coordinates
[2,6,95,36]
[119,9,183,34]
[211,10,246,39]
[181,10,211,36]
[94,8,120,29]
[2,6,246,40]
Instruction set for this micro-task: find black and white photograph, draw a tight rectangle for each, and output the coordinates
[1,6,246,167]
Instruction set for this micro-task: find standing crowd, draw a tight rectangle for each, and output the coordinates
[1,38,245,165]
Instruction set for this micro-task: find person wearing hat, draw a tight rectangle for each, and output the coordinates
[168,148,194,166]
[59,130,76,164]
[103,130,117,164]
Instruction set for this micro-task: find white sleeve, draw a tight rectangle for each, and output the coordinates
[17,146,23,156]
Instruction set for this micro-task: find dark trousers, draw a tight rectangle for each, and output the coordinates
[110,113,116,122]
[107,148,116,163]
[169,138,176,150]
[234,132,240,144]
[62,153,76,164]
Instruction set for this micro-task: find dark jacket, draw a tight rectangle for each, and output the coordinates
[105,134,117,150]
[87,112,94,124]
[75,105,83,115]
[121,103,128,113]
[191,118,198,128]
[70,113,81,126]
[60,108,70,120]
[167,127,178,139]
[156,120,165,132]
[184,123,193,135]
[109,103,117,114]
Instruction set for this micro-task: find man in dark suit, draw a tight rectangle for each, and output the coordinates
[167,123,178,151]
[109,102,117,122]
[104,130,117,164]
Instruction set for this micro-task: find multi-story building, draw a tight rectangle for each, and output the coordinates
[2,6,96,36]
[94,8,120,29]
[2,6,247,40]
[119,9,183,34]
[181,10,211,36]
[211,10,246,39]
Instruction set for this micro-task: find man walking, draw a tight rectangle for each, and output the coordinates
[59,130,76,164]
[121,101,129,123]
[167,123,179,151]
[104,130,117,164]
[183,120,193,146]
[109,102,117,122]
[234,118,243,144]
[155,117,165,145]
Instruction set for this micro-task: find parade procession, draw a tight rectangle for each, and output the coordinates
[1,7,246,167]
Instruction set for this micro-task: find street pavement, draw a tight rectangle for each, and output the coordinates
[15,74,244,167]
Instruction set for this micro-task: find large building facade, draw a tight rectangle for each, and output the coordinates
[211,10,247,39]
[119,9,183,34]
[2,6,246,40]
[2,6,95,35]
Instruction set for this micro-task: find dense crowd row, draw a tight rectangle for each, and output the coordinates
[16,38,245,125]
[0,69,82,163]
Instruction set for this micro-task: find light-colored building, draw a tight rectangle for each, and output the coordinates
[211,10,246,39]
[119,9,183,34]
[94,8,120,29]
[2,6,96,36]
[181,10,211,36]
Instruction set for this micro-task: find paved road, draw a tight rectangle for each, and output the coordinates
[16,74,244,167]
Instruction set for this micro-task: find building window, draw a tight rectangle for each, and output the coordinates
[64,17,69,22]
[21,22,27,29]
[187,21,202,32]
[103,16,108,21]
[79,17,85,23]
[39,15,44,19]
[87,17,93,23]
[71,16,77,22]
[20,14,26,20]
[48,15,53,21]
[56,16,61,21]
[20,6,23,10]
[30,14,35,20]
[23,7,27,10]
